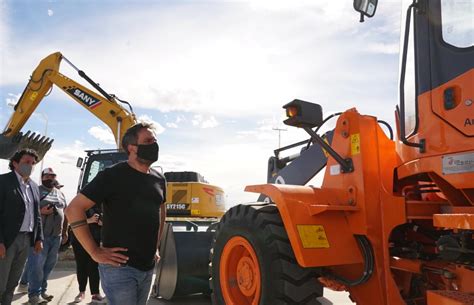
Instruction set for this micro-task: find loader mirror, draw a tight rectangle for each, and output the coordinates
[76,157,83,168]
[283,99,323,128]
[353,0,378,19]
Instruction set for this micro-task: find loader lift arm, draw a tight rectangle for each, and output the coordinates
[258,130,334,202]
[0,52,136,160]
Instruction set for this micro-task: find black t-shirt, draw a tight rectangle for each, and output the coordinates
[81,162,166,271]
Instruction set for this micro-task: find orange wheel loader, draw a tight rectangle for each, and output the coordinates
[210,0,474,304]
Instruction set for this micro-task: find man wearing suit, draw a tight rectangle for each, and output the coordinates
[0,149,43,305]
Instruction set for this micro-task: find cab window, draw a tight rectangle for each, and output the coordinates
[401,0,418,136]
[441,0,474,48]
[86,159,114,184]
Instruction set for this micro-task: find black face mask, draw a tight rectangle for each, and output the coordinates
[136,142,159,163]
[42,179,55,189]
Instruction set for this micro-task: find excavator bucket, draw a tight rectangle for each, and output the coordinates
[153,222,214,300]
[0,131,53,161]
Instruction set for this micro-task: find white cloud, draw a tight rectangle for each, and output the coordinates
[88,125,115,145]
[74,140,84,147]
[201,116,219,129]
[192,114,219,129]
[175,115,185,123]
[5,92,20,107]
[166,122,178,128]
[158,154,188,172]
[0,2,8,86]
[137,114,165,134]
[47,9,54,17]
[0,1,401,121]
[367,42,400,54]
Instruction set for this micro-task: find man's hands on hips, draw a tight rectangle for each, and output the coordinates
[61,232,69,245]
[0,243,6,259]
[34,241,43,254]
[154,249,161,263]
[91,247,129,267]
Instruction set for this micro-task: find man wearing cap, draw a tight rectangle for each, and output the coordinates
[19,167,68,304]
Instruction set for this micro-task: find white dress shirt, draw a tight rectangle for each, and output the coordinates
[15,171,35,233]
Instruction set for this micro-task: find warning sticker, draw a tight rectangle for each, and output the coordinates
[330,164,341,176]
[191,209,201,215]
[322,137,330,158]
[351,134,360,156]
[297,225,330,249]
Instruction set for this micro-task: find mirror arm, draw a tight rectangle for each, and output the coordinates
[303,127,354,173]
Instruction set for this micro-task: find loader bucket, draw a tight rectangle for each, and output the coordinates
[153,222,214,300]
[0,131,53,161]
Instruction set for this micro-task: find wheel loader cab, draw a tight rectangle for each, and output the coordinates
[396,0,474,167]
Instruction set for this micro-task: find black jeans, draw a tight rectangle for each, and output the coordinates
[71,238,100,295]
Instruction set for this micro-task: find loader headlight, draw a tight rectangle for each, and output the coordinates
[286,106,299,118]
[283,99,323,128]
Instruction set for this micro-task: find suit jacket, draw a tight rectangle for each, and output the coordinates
[0,171,43,249]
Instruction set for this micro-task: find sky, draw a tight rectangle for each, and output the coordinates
[0,0,402,206]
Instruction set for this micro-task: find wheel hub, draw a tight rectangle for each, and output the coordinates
[237,257,257,296]
[219,236,261,305]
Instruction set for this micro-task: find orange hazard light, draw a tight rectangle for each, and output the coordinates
[286,106,299,118]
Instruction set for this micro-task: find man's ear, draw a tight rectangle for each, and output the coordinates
[127,144,136,155]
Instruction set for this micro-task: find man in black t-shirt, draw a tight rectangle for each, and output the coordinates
[65,122,167,305]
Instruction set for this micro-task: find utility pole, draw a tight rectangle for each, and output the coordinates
[272,127,287,148]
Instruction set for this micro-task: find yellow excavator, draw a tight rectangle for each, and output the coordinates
[0,52,225,299]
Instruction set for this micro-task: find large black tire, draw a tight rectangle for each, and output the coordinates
[210,203,323,305]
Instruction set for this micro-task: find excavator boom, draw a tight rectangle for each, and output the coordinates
[0,52,136,160]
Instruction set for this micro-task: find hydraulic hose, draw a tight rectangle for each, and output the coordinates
[323,235,374,287]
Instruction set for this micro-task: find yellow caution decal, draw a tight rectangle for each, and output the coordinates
[191,209,201,215]
[350,133,361,156]
[30,92,38,101]
[322,137,330,158]
[297,225,330,249]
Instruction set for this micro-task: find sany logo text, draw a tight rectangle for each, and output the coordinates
[65,87,102,109]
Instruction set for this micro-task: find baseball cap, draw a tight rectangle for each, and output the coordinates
[42,167,56,176]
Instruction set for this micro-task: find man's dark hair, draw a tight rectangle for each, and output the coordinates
[121,122,155,155]
[9,148,39,170]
